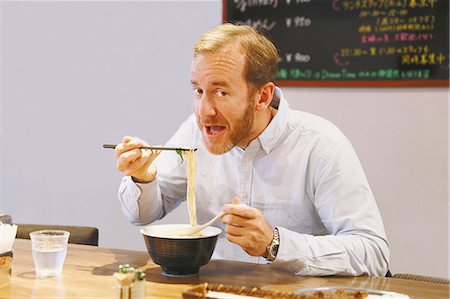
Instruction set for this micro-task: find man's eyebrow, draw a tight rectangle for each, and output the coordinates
[211,81,229,87]
[190,80,230,88]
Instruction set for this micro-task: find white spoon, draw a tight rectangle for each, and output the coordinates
[177,211,225,236]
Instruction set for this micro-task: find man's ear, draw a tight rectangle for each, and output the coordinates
[255,82,275,111]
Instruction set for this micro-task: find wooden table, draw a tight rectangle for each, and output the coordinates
[0,239,447,298]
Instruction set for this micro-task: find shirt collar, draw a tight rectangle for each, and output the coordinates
[257,87,289,154]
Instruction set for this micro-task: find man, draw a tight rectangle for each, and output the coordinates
[114,24,389,276]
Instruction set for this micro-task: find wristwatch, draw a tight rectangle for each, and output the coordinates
[265,227,280,262]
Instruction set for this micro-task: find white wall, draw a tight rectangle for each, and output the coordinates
[284,87,448,278]
[1,1,448,278]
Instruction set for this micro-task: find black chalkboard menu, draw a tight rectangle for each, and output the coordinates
[223,0,449,87]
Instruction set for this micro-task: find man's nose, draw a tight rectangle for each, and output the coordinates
[197,94,216,118]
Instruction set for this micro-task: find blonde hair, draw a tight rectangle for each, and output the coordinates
[193,23,280,88]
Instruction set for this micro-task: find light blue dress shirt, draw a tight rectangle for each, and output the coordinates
[118,87,389,276]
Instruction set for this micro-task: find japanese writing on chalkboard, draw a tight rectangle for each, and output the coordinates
[223,0,449,86]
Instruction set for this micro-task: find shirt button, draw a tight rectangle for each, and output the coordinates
[242,192,248,200]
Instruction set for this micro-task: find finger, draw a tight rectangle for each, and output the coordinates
[231,196,240,205]
[122,148,160,175]
[225,223,246,236]
[117,143,158,164]
[222,203,259,219]
[123,159,147,176]
[120,153,152,176]
[142,148,161,158]
[226,233,246,244]
[118,148,142,166]
[221,214,248,227]
[115,142,142,158]
[114,143,125,160]
[117,153,144,173]
[128,154,155,178]
[116,136,148,156]
[123,135,132,144]
[140,148,161,164]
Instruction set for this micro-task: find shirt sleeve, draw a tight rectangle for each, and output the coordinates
[117,176,164,225]
[272,140,390,276]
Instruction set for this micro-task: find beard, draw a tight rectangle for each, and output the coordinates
[196,99,255,155]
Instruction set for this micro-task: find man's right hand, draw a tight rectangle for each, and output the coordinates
[114,136,160,183]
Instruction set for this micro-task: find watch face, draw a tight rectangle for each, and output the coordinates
[268,243,279,261]
[271,245,279,255]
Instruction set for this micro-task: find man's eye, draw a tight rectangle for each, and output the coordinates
[216,90,227,97]
[193,88,203,95]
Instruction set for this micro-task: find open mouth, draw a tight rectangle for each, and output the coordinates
[205,125,226,137]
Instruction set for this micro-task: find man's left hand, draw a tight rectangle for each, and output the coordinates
[221,197,274,257]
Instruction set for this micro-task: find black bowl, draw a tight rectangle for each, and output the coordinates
[140,224,222,277]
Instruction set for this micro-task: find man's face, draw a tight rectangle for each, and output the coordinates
[190,46,258,154]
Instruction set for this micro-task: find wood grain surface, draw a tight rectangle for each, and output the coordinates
[0,239,446,299]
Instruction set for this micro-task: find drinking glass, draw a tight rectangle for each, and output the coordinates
[29,230,70,278]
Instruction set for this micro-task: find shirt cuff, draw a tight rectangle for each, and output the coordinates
[118,177,140,223]
[271,226,308,271]
[118,176,160,224]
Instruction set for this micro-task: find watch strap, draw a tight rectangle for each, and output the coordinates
[265,227,280,262]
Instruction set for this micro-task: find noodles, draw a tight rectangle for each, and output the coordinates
[185,149,197,226]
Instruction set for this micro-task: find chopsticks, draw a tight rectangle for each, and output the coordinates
[102,144,197,151]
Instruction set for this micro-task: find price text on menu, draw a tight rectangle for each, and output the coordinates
[223,0,449,87]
